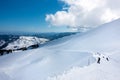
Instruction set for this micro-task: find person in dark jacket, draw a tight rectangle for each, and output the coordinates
[106,57,109,61]
[97,57,101,64]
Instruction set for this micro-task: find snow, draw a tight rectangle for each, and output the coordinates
[47,51,120,80]
[4,36,49,50]
[0,49,95,80]
[0,19,120,80]
[43,19,120,52]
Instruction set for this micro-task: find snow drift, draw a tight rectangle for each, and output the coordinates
[48,54,120,80]
[0,19,120,80]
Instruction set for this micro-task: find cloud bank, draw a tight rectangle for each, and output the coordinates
[46,0,120,31]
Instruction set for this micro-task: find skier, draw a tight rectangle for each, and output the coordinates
[106,57,109,61]
[97,57,101,64]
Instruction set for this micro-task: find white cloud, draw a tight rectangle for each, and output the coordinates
[45,0,120,31]
[46,11,76,27]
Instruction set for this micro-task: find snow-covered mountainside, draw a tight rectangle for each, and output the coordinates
[4,36,49,50]
[43,19,120,52]
[48,53,120,80]
[0,40,5,47]
[0,19,120,80]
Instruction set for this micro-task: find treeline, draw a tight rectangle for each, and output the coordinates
[0,44,39,56]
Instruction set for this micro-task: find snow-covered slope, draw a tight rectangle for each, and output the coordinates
[4,36,49,50]
[0,19,120,80]
[43,19,120,52]
[48,52,120,80]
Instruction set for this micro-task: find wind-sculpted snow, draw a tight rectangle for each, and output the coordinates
[47,51,120,80]
[0,19,120,80]
[0,49,95,80]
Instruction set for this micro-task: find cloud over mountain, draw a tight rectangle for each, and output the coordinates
[46,0,120,31]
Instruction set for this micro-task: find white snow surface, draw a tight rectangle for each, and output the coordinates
[48,54,120,80]
[5,36,49,50]
[0,19,120,80]
[43,19,120,52]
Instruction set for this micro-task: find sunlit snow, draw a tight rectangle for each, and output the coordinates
[0,19,120,80]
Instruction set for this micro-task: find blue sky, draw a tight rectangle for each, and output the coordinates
[0,0,119,33]
[0,0,72,32]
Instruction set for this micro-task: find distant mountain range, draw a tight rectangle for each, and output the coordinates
[4,36,49,50]
[0,32,76,54]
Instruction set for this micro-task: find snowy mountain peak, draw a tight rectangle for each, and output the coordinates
[5,36,49,50]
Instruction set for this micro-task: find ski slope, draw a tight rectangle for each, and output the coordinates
[0,19,120,80]
[43,18,120,52]
[48,53,120,80]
